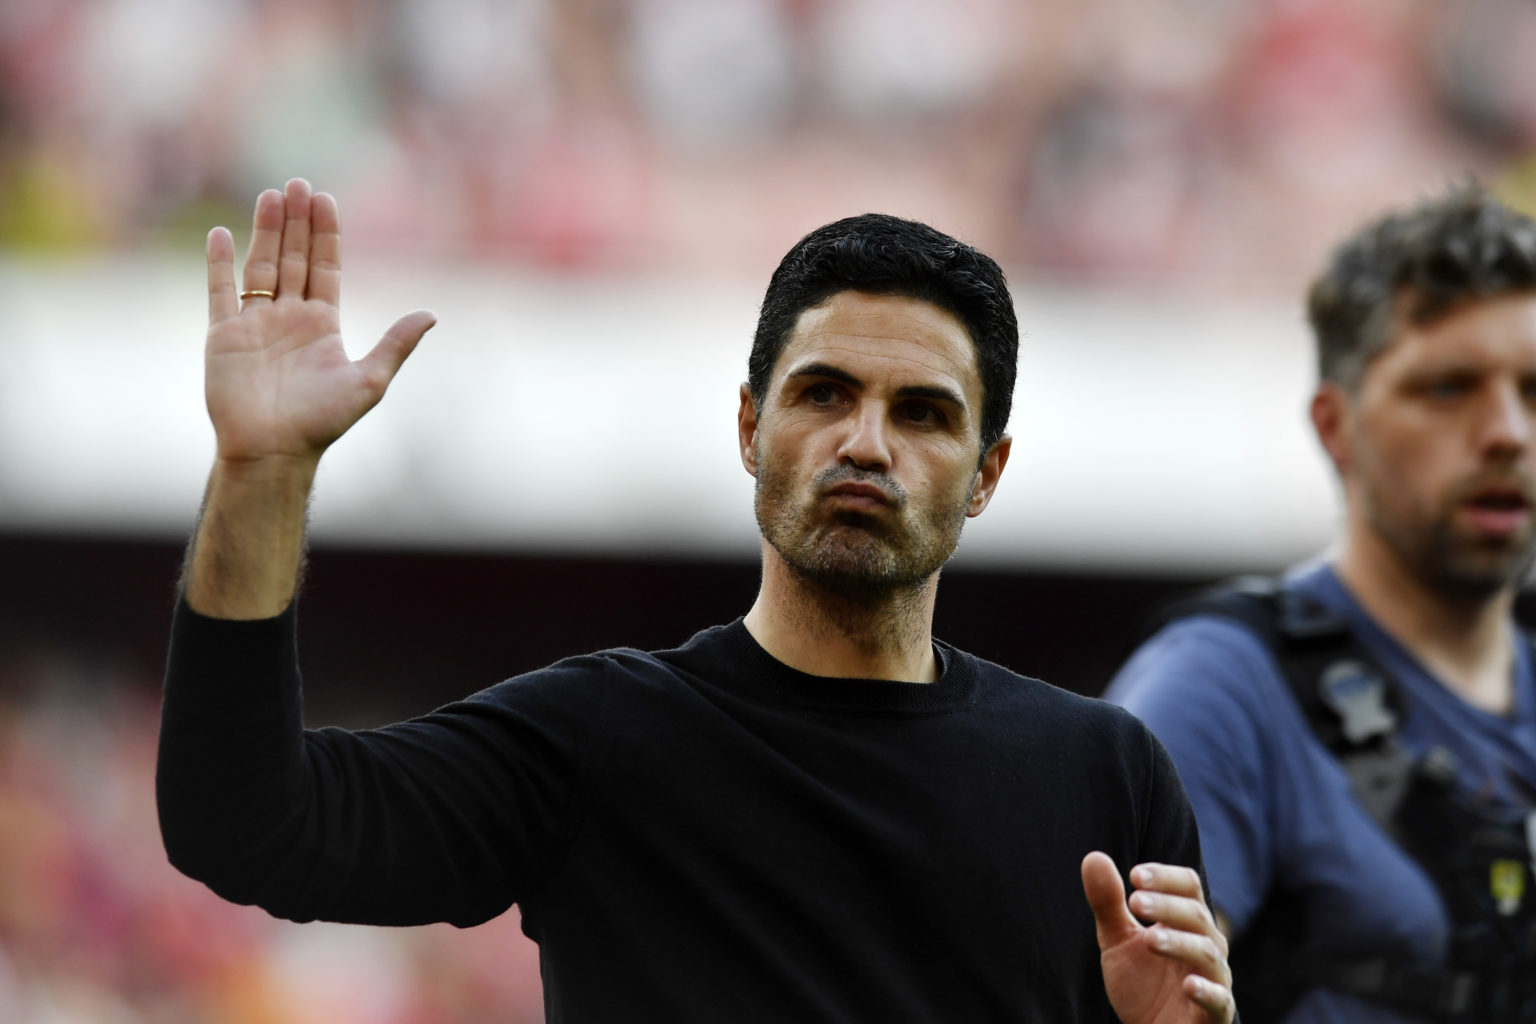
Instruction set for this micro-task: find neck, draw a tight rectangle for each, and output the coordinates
[1333,528,1518,714]
[743,542,941,682]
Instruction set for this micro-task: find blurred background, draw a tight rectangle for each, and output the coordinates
[5,0,1536,1019]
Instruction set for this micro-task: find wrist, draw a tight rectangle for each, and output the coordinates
[210,451,321,492]
[184,456,318,620]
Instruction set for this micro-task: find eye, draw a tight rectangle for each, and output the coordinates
[1423,375,1474,400]
[804,382,841,406]
[899,401,944,427]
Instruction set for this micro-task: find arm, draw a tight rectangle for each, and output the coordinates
[185,178,434,617]
[163,181,530,924]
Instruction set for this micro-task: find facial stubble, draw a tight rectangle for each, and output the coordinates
[1365,473,1536,600]
[754,451,974,596]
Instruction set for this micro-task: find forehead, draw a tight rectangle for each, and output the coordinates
[775,291,980,390]
[1371,292,1536,377]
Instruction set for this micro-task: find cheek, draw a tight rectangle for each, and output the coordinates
[1355,409,1435,473]
[755,432,813,489]
[1356,430,1456,513]
[916,463,980,511]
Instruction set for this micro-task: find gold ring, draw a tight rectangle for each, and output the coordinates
[240,289,277,301]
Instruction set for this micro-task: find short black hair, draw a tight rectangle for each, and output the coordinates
[1308,183,1536,389]
[748,213,1018,457]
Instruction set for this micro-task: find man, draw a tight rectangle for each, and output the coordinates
[157,178,1234,1023]
[1108,185,1536,1023]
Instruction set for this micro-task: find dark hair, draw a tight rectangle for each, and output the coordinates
[748,213,1018,457]
[1308,183,1536,389]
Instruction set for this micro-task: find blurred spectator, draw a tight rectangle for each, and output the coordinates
[0,649,544,1023]
[2,0,1532,287]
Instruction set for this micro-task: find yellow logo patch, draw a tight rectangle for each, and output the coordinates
[1491,859,1526,916]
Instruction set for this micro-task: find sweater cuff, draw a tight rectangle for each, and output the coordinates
[161,594,303,735]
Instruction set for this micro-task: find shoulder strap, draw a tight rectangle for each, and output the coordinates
[1152,576,1536,1022]
[1146,575,1407,761]
[1158,575,1422,829]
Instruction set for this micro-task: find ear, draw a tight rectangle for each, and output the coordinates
[1310,383,1353,476]
[966,435,1012,517]
[738,383,759,477]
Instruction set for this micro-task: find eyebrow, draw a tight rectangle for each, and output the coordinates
[785,362,968,410]
[1401,362,1486,381]
[787,362,862,389]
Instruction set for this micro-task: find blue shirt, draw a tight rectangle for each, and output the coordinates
[1106,561,1536,1024]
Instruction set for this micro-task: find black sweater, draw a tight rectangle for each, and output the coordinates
[158,601,1203,1023]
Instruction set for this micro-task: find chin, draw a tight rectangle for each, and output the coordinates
[1430,553,1531,599]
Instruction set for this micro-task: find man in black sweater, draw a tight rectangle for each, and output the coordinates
[158,178,1235,1023]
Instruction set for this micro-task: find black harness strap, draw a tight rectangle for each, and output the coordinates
[1146,576,1536,1023]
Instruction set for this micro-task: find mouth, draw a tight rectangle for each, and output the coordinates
[823,481,895,512]
[1459,484,1533,537]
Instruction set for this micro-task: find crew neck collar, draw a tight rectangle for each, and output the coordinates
[708,619,977,715]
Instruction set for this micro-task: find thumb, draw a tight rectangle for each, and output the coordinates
[1081,851,1139,950]
[359,309,436,393]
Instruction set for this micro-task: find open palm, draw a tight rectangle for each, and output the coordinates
[204,180,434,466]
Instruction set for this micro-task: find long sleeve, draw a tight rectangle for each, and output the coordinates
[157,598,610,928]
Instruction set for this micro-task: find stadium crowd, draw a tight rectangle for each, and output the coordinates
[0,648,545,1023]
[3,0,1535,288]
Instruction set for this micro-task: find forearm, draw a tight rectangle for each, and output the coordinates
[183,455,318,619]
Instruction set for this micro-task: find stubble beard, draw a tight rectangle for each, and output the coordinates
[1367,479,1536,603]
[755,460,971,599]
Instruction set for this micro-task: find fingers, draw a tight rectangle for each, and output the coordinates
[1130,862,1233,1005]
[241,188,285,302]
[308,192,342,307]
[358,310,437,396]
[1088,853,1237,1021]
[1128,889,1227,958]
[239,179,322,306]
[1141,921,1230,986]
[1129,864,1229,960]
[1081,852,1138,949]
[1184,973,1236,1023]
[1130,862,1203,898]
[207,227,238,325]
[276,178,313,299]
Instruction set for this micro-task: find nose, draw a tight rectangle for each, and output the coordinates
[837,402,893,472]
[1478,379,1532,458]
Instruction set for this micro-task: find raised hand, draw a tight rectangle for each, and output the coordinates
[186,181,435,619]
[1082,852,1235,1024]
[204,178,435,466]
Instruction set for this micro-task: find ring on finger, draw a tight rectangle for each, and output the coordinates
[240,289,277,301]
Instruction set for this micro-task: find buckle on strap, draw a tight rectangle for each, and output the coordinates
[1317,659,1397,745]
